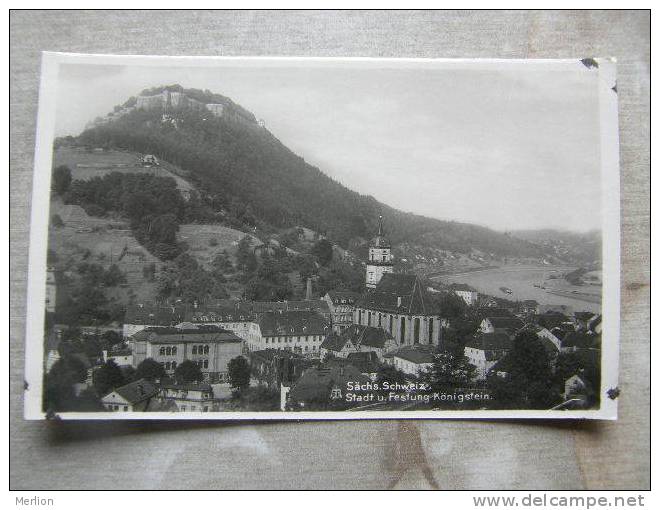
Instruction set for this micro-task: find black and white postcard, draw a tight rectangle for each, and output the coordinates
[24,53,620,420]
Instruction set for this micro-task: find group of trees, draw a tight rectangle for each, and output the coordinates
[485,330,561,409]
[57,329,124,361]
[52,165,72,195]
[234,232,362,300]
[155,252,229,304]
[44,329,125,412]
[55,264,127,326]
[58,169,188,260]
[243,256,294,301]
[44,356,103,413]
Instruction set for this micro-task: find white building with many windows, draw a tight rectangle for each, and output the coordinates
[128,326,243,382]
[245,310,330,357]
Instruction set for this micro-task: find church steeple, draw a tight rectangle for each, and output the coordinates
[373,215,391,249]
[366,215,394,289]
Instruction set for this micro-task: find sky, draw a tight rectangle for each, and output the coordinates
[54,60,603,232]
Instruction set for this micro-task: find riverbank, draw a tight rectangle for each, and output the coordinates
[433,264,602,313]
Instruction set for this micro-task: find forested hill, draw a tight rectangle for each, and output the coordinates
[72,85,550,259]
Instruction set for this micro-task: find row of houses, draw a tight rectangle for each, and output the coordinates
[122,298,331,338]
[465,309,602,381]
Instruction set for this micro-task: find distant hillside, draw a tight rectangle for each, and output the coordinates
[70,85,568,262]
[510,229,601,266]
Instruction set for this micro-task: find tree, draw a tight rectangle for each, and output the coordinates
[81,335,104,361]
[142,262,156,282]
[175,360,203,384]
[103,264,126,287]
[422,350,476,392]
[228,356,251,392]
[236,236,257,273]
[375,365,408,388]
[311,239,333,266]
[100,330,123,349]
[554,350,600,393]
[432,291,467,319]
[294,254,317,280]
[210,280,229,299]
[134,358,166,382]
[211,252,233,275]
[155,264,178,298]
[93,359,125,396]
[52,165,72,195]
[44,356,89,412]
[487,330,560,409]
[121,366,137,384]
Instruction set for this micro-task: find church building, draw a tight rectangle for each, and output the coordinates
[354,217,444,347]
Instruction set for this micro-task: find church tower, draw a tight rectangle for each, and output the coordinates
[366,215,394,289]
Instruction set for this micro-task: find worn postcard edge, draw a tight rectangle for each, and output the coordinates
[23,53,621,420]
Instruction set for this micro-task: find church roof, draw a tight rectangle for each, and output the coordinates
[356,273,434,316]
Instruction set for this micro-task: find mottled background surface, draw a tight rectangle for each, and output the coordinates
[9,10,649,489]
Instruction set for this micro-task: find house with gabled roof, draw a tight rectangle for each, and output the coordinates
[464,332,513,380]
[320,324,397,361]
[319,332,359,359]
[101,379,159,412]
[383,345,437,377]
[479,316,524,336]
[450,283,479,306]
[563,374,590,402]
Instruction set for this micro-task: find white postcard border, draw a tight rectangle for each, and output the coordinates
[24,52,621,420]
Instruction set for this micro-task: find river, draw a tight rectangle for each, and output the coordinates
[433,265,602,314]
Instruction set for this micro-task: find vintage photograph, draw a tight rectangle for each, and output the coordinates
[24,54,620,419]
